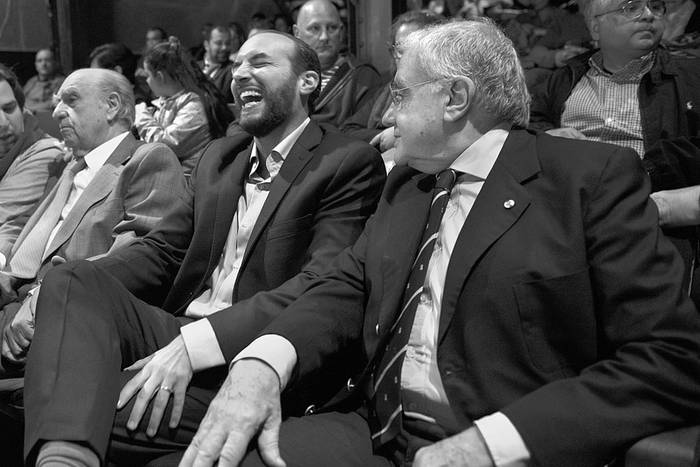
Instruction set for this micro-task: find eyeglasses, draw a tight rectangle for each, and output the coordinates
[389,79,442,107]
[594,0,666,19]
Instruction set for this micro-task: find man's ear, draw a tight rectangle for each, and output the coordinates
[104,92,122,123]
[292,24,300,38]
[589,18,600,43]
[298,70,320,97]
[444,76,474,122]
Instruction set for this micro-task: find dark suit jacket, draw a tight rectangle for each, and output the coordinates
[95,122,385,362]
[264,129,700,467]
[199,60,234,103]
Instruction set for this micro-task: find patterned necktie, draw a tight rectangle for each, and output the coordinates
[370,168,458,448]
[8,158,86,279]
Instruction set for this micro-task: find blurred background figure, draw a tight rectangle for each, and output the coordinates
[662,0,700,52]
[89,42,151,104]
[198,25,234,103]
[188,22,213,62]
[504,0,591,89]
[273,13,293,33]
[22,49,64,114]
[135,37,233,174]
[135,26,169,103]
[227,22,245,62]
[145,26,168,51]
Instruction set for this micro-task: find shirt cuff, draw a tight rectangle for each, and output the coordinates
[474,412,530,467]
[232,334,297,389]
[180,318,226,371]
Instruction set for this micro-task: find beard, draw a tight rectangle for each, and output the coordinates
[238,81,296,137]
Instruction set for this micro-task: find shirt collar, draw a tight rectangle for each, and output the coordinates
[248,117,311,174]
[589,50,656,82]
[81,131,129,171]
[450,123,510,181]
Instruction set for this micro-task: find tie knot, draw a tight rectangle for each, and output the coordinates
[435,169,457,191]
[70,157,87,175]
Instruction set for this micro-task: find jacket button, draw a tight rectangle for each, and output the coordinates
[304,404,316,416]
[346,378,355,391]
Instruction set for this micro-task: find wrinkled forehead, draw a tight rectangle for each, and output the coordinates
[238,33,295,61]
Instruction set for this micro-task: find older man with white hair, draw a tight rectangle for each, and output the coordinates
[0,68,187,374]
[178,18,700,467]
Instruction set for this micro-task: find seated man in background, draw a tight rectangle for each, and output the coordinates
[21,31,384,467]
[198,25,235,103]
[529,0,700,302]
[0,64,65,274]
[341,9,444,172]
[22,49,65,114]
[0,68,188,373]
[294,0,381,128]
[178,19,700,467]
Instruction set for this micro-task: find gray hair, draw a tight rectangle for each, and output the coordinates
[96,69,135,127]
[400,18,530,127]
[578,0,612,31]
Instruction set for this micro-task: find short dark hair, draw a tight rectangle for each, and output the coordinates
[207,25,231,41]
[273,31,322,112]
[0,64,24,109]
[89,43,137,84]
[147,27,168,40]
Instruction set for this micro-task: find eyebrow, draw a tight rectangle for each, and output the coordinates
[233,52,272,67]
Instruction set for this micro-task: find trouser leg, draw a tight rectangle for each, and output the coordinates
[24,260,182,464]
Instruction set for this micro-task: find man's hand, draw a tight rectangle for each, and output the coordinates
[650,186,700,227]
[545,127,586,140]
[1,297,35,364]
[180,359,286,467]
[413,427,495,467]
[370,127,397,153]
[117,335,193,437]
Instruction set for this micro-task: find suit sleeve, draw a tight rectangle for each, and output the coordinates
[93,143,193,303]
[0,142,63,258]
[501,147,700,467]
[205,142,384,363]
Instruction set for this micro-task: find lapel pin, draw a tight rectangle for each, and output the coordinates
[504,199,515,209]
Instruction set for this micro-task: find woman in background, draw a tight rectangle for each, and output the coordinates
[135,36,233,174]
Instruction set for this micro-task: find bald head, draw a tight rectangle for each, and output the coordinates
[294,0,344,70]
[53,68,135,151]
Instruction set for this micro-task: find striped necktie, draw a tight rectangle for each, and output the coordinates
[370,168,458,449]
[7,158,86,279]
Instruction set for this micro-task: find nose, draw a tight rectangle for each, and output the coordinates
[319,27,329,41]
[381,102,395,127]
[52,102,65,120]
[0,111,8,127]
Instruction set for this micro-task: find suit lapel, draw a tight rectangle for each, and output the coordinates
[203,142,251,277]
[42,135,141,260]
[438,130,540,343]
[240,123,323,269]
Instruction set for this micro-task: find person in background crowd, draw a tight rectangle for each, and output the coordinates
[294,0,381,127]
[529,0,700,304]
[505,0,591,89]
[341,9,444,172]
[135,36,233,174]
[0,64,64,272]
[199,26,235,103]
[22,49,65,114]
[177,19,700,467]
[135,27,169,104]
[20,31,384,467]
[227,22,245,62]
[188,22,213,62]
[89,42,151,104]
[0,68,187,376]
[274,13,293,33]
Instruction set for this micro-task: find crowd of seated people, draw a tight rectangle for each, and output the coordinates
[1,0,700,466]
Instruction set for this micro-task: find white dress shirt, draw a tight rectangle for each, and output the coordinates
[179,118,311,371]
[236,125,531,466]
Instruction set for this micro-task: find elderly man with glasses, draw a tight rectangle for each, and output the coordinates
[530,0,700,304]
